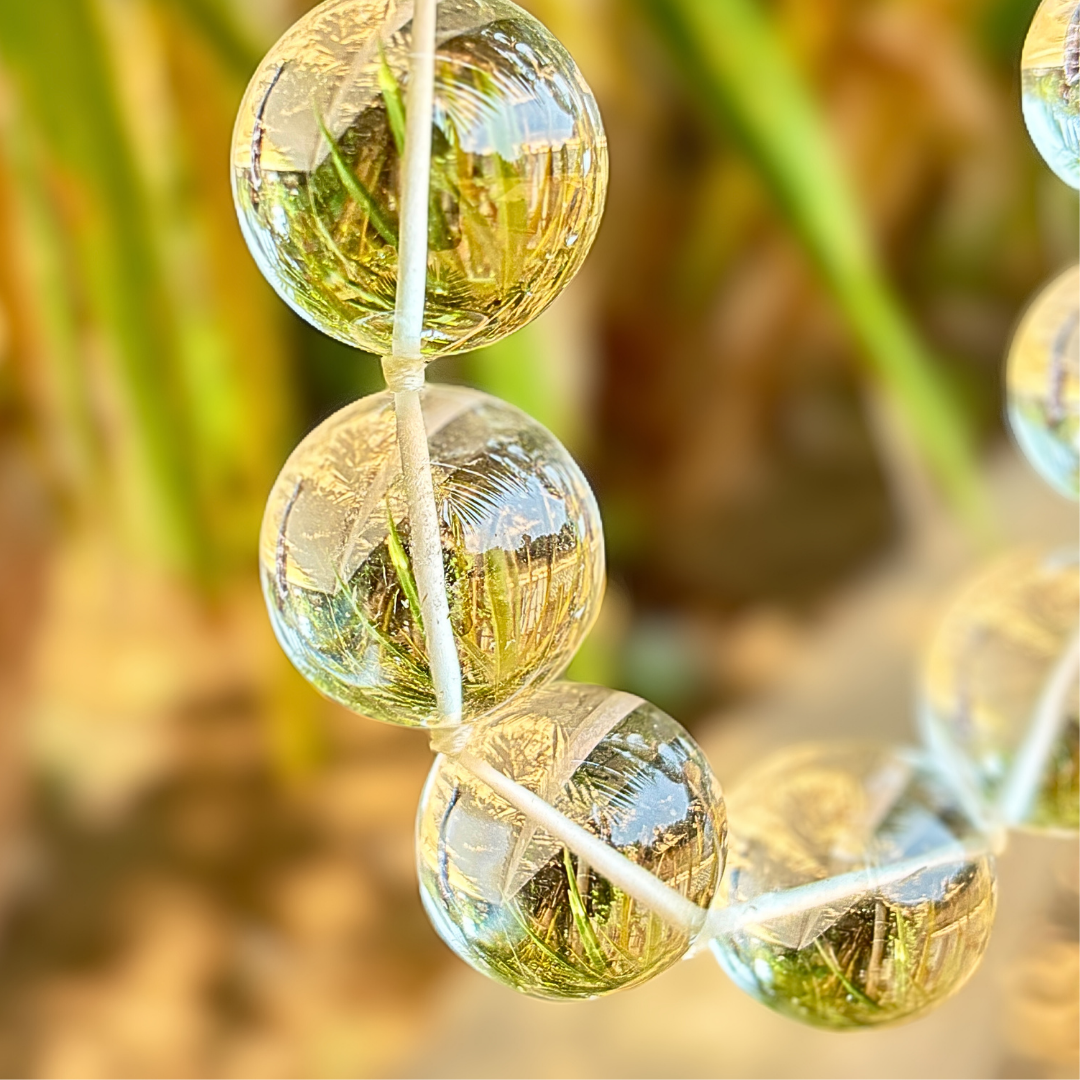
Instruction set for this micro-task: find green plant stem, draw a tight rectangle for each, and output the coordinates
[642,0,991,534]
[316,114,399,245]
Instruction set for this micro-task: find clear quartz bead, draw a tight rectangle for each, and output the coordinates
[261,385,604,727]
[231,0,608,356]
[1006,264,1079,500]
[920,548,1079,833]
[710,743,997,1029]
[1022,0,1080,189]
[415,682,727,999]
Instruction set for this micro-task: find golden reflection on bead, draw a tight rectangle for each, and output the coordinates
[416,682,727,999]
[232,0,608,356]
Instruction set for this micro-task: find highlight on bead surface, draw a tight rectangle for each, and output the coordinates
[1022,0,1080,188]
[1006,264,1080,500]
[415,682,727,999]
[231,0,608,357]
[919,548,1080,833]
[261,384,604,727]
[709,743,997,1030]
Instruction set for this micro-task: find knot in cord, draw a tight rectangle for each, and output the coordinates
[382,353,426,393]
[429,722,473,757]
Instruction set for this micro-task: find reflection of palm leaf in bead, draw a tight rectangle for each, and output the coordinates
[417,688,723,997]
[232,6,605,356]
[439,447,534,533]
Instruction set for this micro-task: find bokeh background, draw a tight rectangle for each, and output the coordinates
[0,0,1077,1076]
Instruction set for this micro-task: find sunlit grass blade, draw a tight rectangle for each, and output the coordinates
[378,43,407,155]
[386,508,424,627]
[562,848,607,971]
[316,111,399,245]
[641,0,991,532]
[0,111,102,495]
[0,0,207,575]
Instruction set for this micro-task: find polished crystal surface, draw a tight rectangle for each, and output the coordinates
[260,385,604,727]
[1006,264,1079,500]
[416,683,727,999]
[1022,0,1080,188]
[232,0,607,356]
[920,548,1080,833]
[710,744,996,1029]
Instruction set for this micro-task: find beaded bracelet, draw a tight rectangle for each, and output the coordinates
[230,0,1079,1029]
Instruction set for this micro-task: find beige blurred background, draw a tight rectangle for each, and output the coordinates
[0,0,1077,1076]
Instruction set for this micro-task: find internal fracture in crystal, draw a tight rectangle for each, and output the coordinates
[416,683,727,999]
[261,385,605,727]
[232,0,608,356]
[710,744,997,1029]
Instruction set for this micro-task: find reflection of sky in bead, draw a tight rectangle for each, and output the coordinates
[601,740,694,850]
[435,73,577,159]
[610,774,691,850]
[440,437,575,555]
[1009,404,1080,497]
[877,805,964,905]
[1022,74,1080,188]
[462,474,571,553]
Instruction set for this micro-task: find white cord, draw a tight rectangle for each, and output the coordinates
[385,0,462,725]
[387,0,999,943]
[998,629,1080,827]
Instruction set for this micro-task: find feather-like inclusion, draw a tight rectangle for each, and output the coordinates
[416,683,727,999]
[260,385,605,727]
[231,0,608,356]
[711,744,997,1029]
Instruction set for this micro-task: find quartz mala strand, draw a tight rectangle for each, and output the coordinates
[229,0,1080,1024]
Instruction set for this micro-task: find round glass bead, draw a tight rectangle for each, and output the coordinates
[1006,264,1080,500]
[919,548,1080,833]
[415,682,727,999]
[261,385,604,727]
[231,0,608,357]
[710,743,997,1030]
[1022,0,1080,188]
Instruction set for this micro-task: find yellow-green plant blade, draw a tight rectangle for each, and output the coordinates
[386,508,424,628]
[465,321,576,446]
[562,848,607,971]
[0,112,102,495]
[161,0,263,79]
[316,112,399,246]
[0,0,207,573]
[378,43,407,155]
[642,0,990,532]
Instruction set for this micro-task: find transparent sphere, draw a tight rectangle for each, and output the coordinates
[710,744,997,1030]
[232,0,607,356]
[261,385,604,727]
[1006,264,1080,499]
[920,549,1079,833]
[1022,0,1080,188]
[416,682,727,999]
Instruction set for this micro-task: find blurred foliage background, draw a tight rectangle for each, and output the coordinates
[0,0,1076,1076]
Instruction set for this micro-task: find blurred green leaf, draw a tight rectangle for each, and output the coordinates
[464,320,576,445]
[642,0,991,532]
[0,115,101,493]
[0,0,207,573]
[160,0,262,78]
